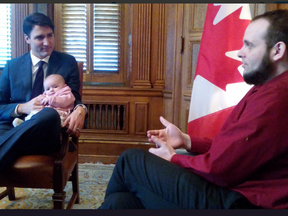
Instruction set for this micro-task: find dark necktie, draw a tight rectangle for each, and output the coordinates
[31,61,45,99]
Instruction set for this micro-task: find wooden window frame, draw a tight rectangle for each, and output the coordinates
[54,3,131,87]
[11,4,31,59]
[0,4,30,73]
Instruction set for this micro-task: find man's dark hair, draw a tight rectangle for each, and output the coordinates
[252,9,288,52]
[23,12,54,38]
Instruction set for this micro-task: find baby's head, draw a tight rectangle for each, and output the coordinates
[44,74,66,95]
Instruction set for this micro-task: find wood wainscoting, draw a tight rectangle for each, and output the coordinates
[79,87,164,164]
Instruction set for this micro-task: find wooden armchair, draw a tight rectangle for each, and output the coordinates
[0,62,84,209]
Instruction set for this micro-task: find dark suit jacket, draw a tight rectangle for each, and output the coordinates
[0,51,82,126]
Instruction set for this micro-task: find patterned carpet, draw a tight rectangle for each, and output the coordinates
[0,163,115,209]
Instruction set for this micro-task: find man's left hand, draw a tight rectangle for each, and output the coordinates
[62,105,86,135]
[148,135,176,161]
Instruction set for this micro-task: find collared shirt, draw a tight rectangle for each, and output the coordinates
[30,50,50,88]
[171,71,288,209]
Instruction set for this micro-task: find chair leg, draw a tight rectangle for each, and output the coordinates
[72,163,80,204]
[7,187,15,200]
[0,187,15,200]
[52,191,66,209]
[65,163,80,209]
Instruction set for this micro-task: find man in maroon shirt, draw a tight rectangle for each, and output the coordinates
[99,9,288,209]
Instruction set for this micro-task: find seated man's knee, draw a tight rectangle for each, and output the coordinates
[121,148,145,157]
[118,148,147,163]
[99,192,144,209]
[33,108,60,125]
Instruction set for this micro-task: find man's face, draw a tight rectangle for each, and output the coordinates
[25,25,55,59]
[242,50,275,85]
[237,18,275,85]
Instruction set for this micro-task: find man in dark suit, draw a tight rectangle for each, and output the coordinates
[0,12,87,173]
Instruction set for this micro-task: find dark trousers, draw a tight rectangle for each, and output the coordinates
[99,148,256,209]
[0,108,61,173]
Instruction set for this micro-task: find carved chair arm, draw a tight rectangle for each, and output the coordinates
[55,127,79,164]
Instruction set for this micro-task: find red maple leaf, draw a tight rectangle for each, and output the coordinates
[195,5,251,91]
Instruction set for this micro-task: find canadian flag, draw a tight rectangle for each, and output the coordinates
[188,4,253,139]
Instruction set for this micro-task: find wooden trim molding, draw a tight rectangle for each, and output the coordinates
[131,4,152,88]
[134,102,148,135]
[11,4,30,58]
[151,4,166,90]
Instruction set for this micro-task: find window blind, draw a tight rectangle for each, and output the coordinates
[61,4,87,67]
[93,4,120,72]
[61,3,121,72]
[0,4,11,68]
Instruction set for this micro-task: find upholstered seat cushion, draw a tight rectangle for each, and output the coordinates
[0,149,77,188]
[0,155,56,188]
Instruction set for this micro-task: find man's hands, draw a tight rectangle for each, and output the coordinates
[62,105,86,135]
[18,97,86,135]
[148,135,176,161]
[147,116,191,161]
[17,95,45,115]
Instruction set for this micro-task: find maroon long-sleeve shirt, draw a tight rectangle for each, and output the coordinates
[171,71,288,209]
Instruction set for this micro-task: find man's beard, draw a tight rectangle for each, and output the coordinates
[243,52,275,85]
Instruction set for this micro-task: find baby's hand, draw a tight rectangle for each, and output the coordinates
[40,96,49,105]
[36,94,44,102]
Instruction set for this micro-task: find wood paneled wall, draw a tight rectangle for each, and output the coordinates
[79,4,166,163]
[80,87,163,163]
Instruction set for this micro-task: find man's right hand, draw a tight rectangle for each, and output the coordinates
[17,95,45,115]
[147,116,192,151]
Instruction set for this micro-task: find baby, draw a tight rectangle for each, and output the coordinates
[13,74,75,126]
